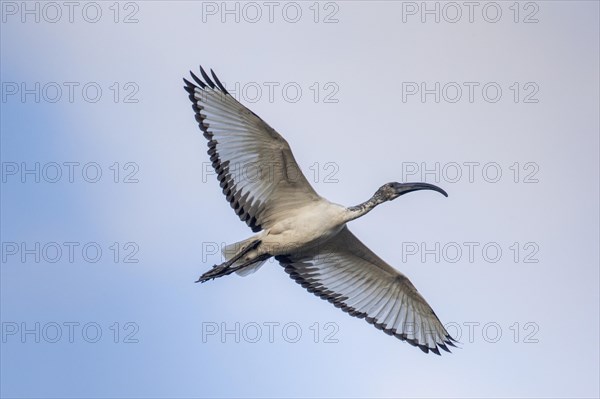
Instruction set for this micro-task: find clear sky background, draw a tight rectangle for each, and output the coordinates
[1,1,599,398]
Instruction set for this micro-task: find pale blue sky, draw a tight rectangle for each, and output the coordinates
[1,1,599,398]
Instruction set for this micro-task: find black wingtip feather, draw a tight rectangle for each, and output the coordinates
[211,69,229,94]
[190,71,206,89]
[183,80,196,94]
[199,66,216,89]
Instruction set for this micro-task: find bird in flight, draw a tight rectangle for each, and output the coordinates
[183,66,457,355]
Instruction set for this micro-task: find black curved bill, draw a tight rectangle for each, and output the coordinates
[394,182,448,198]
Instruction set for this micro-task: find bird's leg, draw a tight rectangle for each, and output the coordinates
[221,239,261,267]
[195,240,260,283]
[196,253,269,283]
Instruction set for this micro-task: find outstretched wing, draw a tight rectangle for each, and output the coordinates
[184,67,321,232]
[277,226,457,355]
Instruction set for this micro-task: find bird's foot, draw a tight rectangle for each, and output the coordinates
[195,262,238,283]
[195,250,269,284]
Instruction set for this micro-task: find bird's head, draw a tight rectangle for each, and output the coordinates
[375,182,448,202]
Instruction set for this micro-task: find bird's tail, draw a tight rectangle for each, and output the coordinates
[222,237,267,277]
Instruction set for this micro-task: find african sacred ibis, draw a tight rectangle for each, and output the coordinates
[183,66,457,355]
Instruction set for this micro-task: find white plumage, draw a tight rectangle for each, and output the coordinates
[184,66,457,355]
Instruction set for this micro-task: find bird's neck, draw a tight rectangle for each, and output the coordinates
[344,195,385,222]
